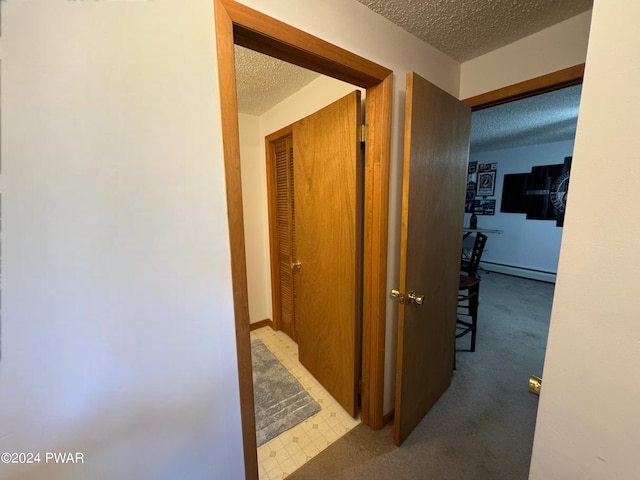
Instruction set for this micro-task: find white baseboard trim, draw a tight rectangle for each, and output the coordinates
[480,262,556,283]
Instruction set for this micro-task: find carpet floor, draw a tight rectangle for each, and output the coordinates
[287,272,554,480]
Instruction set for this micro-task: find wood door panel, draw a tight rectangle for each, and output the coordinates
[394,73,471,445]
[293,91,362,417]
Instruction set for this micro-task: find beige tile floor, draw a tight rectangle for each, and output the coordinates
[250,326,361,480]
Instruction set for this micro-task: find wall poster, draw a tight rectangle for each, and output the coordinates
[477,170,496,196]
[500,156,572,227]
[466,161,497,214]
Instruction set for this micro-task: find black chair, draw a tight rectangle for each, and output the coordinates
[460,230,488,275]
[456,233,487,352]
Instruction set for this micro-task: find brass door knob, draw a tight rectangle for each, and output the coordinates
[391,289,403,299]
[391,289,424,305]
[407,292,424,305]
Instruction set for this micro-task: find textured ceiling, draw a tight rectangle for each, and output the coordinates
[470,84,582,153]
[354,0,592,62]
[235,0,588,150]
[235,46,320,116]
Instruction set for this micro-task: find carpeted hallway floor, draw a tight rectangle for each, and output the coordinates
[288,272,555,480]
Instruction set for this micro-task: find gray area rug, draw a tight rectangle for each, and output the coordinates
[288,273,554,480]
[251,339,320,446]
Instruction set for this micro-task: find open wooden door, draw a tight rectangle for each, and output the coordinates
[293,91,362,417]
[393,73,471,445]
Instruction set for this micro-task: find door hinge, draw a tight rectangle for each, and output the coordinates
[359,124,369,143]
[358,379,364,395]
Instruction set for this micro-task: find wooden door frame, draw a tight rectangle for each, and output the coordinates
[463,63,584,110]
[213,0,393,477]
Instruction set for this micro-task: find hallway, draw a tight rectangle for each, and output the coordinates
[288,273,554,479]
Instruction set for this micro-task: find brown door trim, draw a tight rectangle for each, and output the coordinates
[463,63,585,110]
[214,0,393,477]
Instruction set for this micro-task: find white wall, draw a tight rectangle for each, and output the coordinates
[1,2,244,479]
[529,1,640,478]
[238,112,272,324]
[239,76,358,324]
[460,10,592,99]
[468,140,574,281]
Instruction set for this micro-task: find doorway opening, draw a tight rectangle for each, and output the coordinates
[213,0,393,476]
[461,64,584,473]
[237,81,369,476]
[236,45,371,480]
[241,78,368,477]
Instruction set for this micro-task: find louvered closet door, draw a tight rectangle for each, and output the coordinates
[274,135,297,341]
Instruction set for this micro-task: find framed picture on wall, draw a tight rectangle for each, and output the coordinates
[477,171,496,196]
[473,198,496,215]
[467,161,477,183]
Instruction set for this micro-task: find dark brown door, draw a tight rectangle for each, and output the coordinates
[294,91,362,417]
[394,73,471,445]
